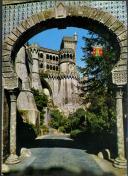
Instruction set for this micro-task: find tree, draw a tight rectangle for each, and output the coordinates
[31,88,48,125]
[79,31,117,134]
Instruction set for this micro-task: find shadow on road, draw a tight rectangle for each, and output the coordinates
[5,166,116,176]
[17,132,117,160]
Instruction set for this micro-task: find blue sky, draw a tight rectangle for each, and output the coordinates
[28,27,89,67]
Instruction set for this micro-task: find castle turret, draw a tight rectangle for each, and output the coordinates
[29,44,42,90]
[60,33,78,60]
[59,34,78,75]
[59,48,75,74]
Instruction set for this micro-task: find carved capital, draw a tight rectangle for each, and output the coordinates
[112,59,127,86]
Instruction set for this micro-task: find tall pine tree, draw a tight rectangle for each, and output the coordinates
[79,31,117,134]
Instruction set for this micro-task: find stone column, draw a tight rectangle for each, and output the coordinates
[114,86,127,168]
[6,91,20,164]
[43,54,47,72]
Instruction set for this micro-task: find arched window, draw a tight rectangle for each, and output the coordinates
[70,54,73,59]
[67,54,69,58]
[53,66,55,70]
[53,56,55,61]
[40,63,43,68]
[40,53,43,58]
[50,55,52,60]
[56,56,58,61]
[56,66,58,71]
[50,65,52,70]
[47,65,49,69]
[46,54,49,59]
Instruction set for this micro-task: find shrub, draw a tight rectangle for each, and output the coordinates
[40,124,49,135]
[31,88,48,111]
[58,126,66,133]
[49,109,67,129]
[70,129,82,138]
[68,108,86,131]
[31,88,48,129]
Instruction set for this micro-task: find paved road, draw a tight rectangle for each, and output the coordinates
[6,135,126,176]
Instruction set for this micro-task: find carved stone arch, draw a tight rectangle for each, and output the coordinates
[2,5,127,88]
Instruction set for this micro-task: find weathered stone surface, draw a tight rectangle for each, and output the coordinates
[43,9,55,20]
[20,148,31,158]
[3,0,40,5]
[118,31,127,41]
[37,12,45,22]
[114,87,127,168]
[17,91,39,125]
[2,62,11,67]
[31,15,40,24]
[3,66,13,72]
[21,21,31,30]
[120,46,128,53]
[110,22,125,33]
[11,28,22,38]
[100,13,111,24]
[4,38,15,46]
[104,16,117,27]
[120,53,127,59]
[25,17,35,28]
[16,25,26,34]
[3,56,10,62]
[7,34,18,42]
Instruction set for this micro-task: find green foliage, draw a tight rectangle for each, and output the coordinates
[79,31,116,135]
[58,126,66,133]
[31,88,48,127]
[40,124,49,134]
[70,129,82,138]
[49,109,67,129]
[31,88,48,111]
[49,108,86,134]
[68,108,86,131]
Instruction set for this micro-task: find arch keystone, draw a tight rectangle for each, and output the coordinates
[55,2,66,18]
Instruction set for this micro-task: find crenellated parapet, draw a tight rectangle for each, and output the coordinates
[28,44,39,60]
[40,71,79,80]
[59,48,75,64]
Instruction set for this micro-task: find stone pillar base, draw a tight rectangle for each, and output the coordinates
[114,157,127,169]
[2,164,10,173]
[5,154,20,164]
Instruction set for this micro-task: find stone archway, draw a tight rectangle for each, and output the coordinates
[2,3,127,168]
